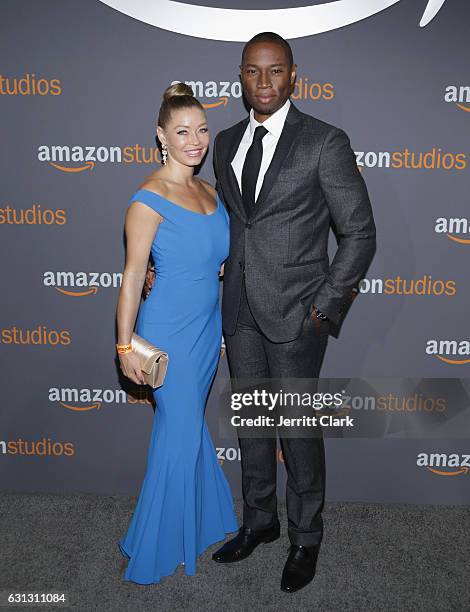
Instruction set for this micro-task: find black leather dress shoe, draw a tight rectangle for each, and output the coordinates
[212,522,280,563]
[280,544,320,593]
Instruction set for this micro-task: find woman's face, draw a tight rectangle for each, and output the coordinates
[157,106,209,168]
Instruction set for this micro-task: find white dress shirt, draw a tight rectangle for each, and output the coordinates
[231,98,291,202]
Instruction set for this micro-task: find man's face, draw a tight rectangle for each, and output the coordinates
[240,41,296,121]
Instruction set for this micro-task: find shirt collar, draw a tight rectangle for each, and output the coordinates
[249,98,291,139]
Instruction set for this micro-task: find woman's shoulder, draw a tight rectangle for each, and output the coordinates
[136,175,170,199]
[127,175,168,220]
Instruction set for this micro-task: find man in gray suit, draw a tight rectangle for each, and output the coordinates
[210,32,376,593]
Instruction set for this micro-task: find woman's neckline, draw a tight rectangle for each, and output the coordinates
[137,187,219,217]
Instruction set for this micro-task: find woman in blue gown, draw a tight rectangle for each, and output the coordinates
[115,83,238,584]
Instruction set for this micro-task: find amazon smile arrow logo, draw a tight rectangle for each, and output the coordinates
[60,401,102,411]
[427,466,469,476]
[55,287,99,296]
[202,97,228,109]
[446,234,470,245]
[49,161,95,173]
[434,355,470,365]
[98,0,446,41]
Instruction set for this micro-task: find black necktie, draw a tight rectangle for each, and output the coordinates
[241,125,268,218]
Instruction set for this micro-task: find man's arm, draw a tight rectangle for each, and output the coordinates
[213,133,227,206]
[312,127,376,325]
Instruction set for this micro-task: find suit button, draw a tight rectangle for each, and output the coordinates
[245,222,252,229]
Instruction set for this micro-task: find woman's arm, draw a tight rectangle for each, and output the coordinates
[117,202,162,343]
[116,201,163,383]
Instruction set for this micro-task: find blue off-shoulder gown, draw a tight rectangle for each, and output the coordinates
[118,188,238,584]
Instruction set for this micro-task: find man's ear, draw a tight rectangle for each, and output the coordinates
[291,63,298,85]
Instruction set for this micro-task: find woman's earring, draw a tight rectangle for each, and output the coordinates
[162,144,168,165]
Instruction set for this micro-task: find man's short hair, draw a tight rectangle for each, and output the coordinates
[242,32,294,68]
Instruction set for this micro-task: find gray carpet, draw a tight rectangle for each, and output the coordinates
[1,493,468,611]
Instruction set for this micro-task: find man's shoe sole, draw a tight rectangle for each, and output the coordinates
[280,574,315,593]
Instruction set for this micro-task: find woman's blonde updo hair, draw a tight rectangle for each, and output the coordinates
[157,82,205,129]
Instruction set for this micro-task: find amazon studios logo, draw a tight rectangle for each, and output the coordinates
[171,78,335,109]
[37,144,161,172]
[417,452,469,476]
[44,270,122,295]
[50,387,130,411]
[444,85,470,113]
[435,217,470,245]
[426,340,470,365]
[172,79,241,108]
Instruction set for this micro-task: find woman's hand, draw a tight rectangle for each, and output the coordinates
[310,310,322,330]
[119,351,146,385]
[220,335,226,357]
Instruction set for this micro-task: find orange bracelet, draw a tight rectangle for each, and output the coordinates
[116,342,133,354]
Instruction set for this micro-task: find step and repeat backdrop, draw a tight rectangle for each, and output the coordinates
[1,0,469,504]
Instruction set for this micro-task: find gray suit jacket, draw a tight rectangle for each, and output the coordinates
[213,102,376,343]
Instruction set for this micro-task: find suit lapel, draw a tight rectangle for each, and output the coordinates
[223,117,249,221]
[252,103,304,218]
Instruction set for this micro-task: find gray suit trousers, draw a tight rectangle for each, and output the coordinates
[225,275,329,547]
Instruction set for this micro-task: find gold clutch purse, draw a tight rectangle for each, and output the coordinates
[131,332,169,388]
